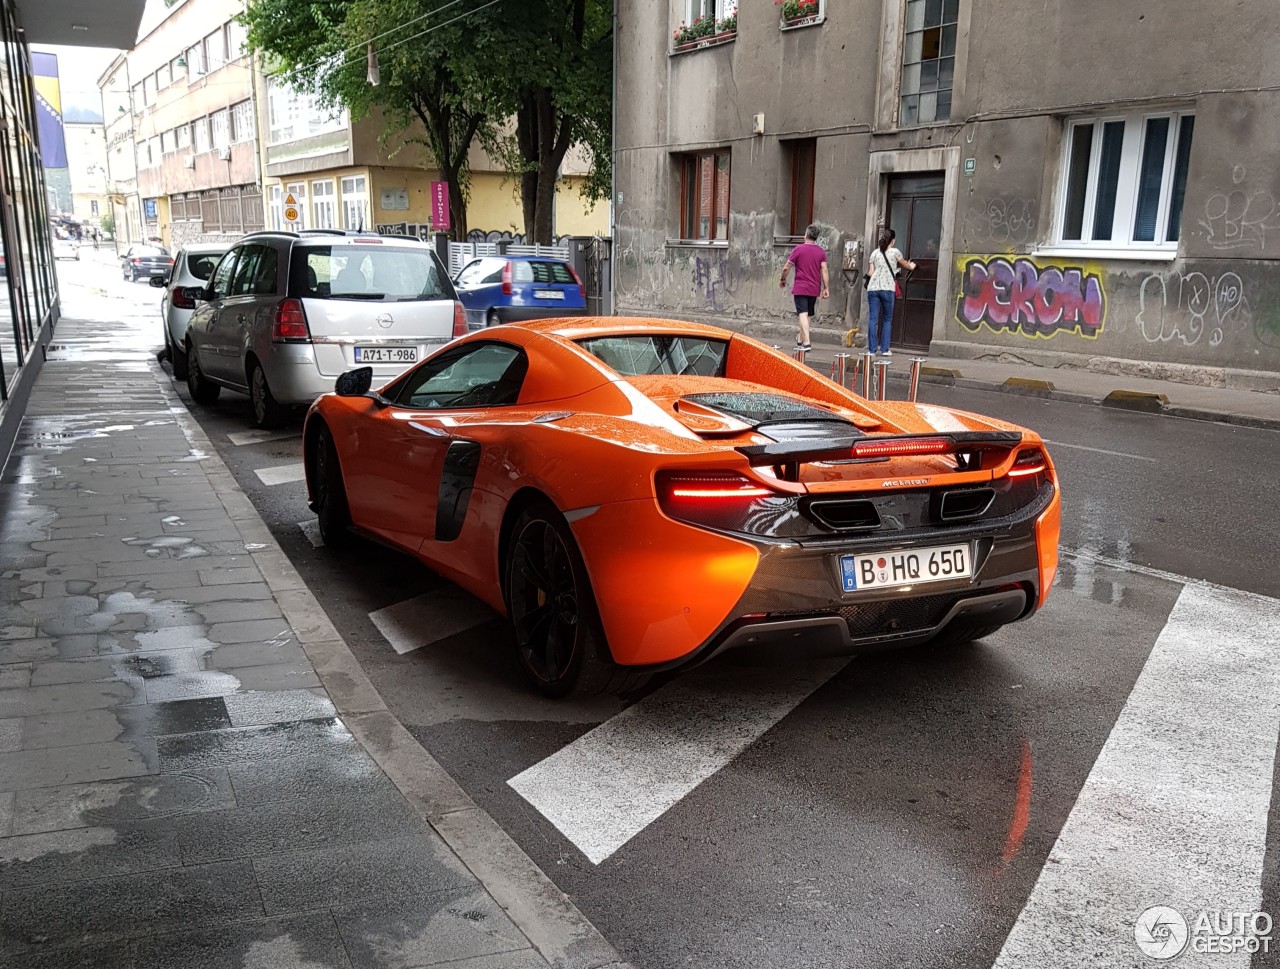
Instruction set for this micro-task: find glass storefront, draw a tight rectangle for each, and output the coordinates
[0,0,57,416]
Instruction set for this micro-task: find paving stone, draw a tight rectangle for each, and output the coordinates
[222,690,335,728]
[206,619,294,645]
[253,835,476,915]
[227,663,320,692]
[158,719,361,773]
[167,583,275,604]
[0,793,11,837]
[126,911,354,969]
[0,740,157,792]
[192,600,284,624]
[203,641,307,671]
[226,748,397,807]
[11,770,235,834]
[17,708,129,750]
[0,680,143,719]
[332,888,532,969]
[118,696,233,738]
[100,626,213,653]
[0,822,182,889]
[0,936,133,969]
[0,637,74,665]
[0,668,31,690]
[143,671,242,704]
[0,860,263,950]
[198,568,261,586]
[0,720,19,752]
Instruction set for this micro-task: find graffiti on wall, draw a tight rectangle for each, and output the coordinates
[962,198,1037,246]
[1136,270,1247,348]
[692,254,745,313]
[955,256,1106,340]
[1199,167,1280,253]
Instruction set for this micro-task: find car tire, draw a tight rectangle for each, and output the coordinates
[504,500,649,698]
[185,341,221,404]
[168,329,189,380]
[927,622,1003,649]
[249,361,287,429]
[487,309,501,328]
[311,425,352,548]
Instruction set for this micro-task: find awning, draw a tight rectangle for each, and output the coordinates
[14,0,146,49]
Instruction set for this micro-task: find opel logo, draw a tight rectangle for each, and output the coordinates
[375,313,394,329]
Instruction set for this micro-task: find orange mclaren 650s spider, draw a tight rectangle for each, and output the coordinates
[303,317,1060,696]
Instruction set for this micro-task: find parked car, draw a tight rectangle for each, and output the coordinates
[303,316,1061,696]
[453,255,587,329]
[121,244,173,282]
[150,243,228,380]
[53,237,80,261]
[182,230,465,428]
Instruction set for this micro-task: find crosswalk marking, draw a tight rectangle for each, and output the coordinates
[369,590,498,655]
[991,583,1280,968]
[298,519,324,548]
[254,462,306,487]
[507,659,850,865]
[228,429,300,447]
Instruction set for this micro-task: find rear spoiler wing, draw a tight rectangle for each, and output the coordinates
[736,431,1024,481]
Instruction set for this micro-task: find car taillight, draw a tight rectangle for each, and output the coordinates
[656,470,787,532]
[568,264,585,299]
[272,298,311,342]
[171,285,195,310]
[658,471,774,502]
[851,437,949,459]
[132,257,141,263]
[1007,448,1048,478]
[501,261,512,296]
[453,301,467,338]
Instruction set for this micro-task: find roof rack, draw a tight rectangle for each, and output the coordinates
[239,230,299,241]
[297,228,354,237]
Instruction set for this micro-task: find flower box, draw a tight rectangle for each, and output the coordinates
[672,28,737,52]
[672,13,737,52]
[776,0,822,28]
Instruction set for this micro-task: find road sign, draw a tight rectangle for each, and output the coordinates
[284,205,300,223]
[284,193,297,206]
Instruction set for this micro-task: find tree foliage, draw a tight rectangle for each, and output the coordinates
[241,0,611,243]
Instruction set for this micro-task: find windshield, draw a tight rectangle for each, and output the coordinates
[294,245,453,302]
[578,335,728,377]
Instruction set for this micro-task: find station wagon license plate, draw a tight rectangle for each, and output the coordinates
[533,289,564,300]
[839,543,972,592]
[354,346,417,364]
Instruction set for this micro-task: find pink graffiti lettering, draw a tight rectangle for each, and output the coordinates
[956,257,1105,339]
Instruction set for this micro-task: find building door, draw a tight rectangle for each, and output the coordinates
[886,174,945,351]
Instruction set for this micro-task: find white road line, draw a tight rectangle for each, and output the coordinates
[508,658,850,865]
[991,583,1280,968]
[298,520,323,548]
[1045,439,1158,462]
[369,591,498,655]
[1061,548,1278,605]
[253,463,307,487]
[228,429,300,447]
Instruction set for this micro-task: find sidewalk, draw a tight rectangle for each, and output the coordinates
[799,344,1280,431]
[0,313,628,969]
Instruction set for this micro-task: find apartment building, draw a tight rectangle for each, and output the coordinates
[614,0,1280,380]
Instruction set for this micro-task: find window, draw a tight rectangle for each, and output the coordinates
[227,18,249,59]
[131,82,143,108]
[682,0,736,28]
[229,244,277,296]
[1057,111,1195,250]
[157,64,170,90]
[340,175,368,230]
[785,139,816,236]
[142,75,155,106]
[900,0,958,126]
[232,100,254,142]
[578,335,728,377]
[186,43,204,77]
[208,249,240,299]
[194,117,210,154]
[266,76,345,144]
[185,251,222,281]
[211,109,230,150]
[90,200,99,216]
[392,343,528,409]
[205,28,227,72]
[171,55,186,84]
[176,123,191,150]
[312,179,336,228]
[678,150,730,241]
[148,137,161,167]
[268,184,283,230]
[456,258,506,288]
[160,130,173,155]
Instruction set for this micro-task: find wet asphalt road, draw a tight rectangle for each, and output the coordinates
[74,259,1280,968]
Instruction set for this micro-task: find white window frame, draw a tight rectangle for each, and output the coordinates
[211,109,231,150]
[205,28,227,72]
[227,19,249,60]
[340,174,368,230]
[268,184,283,231]
[186,44,205,78]
[311,179,336,229]
[1043,109,1194,261]
[193,116,211,154]
[683,0,735,23]
[232,100,254,143]
[176,123,192,150]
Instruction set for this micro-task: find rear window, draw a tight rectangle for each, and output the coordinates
[134,246,167,257]
[515,260,575,285]
[185,252,222,281]
[577,335,728,377]
[294,245,453,302]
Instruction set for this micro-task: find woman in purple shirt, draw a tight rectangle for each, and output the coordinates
[778,224,829,351]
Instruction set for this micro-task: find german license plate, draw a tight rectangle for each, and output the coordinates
[354,346,417,364]
[839,543,972,592]
[533,289,564,299]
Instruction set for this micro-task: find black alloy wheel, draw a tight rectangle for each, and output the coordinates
[185,341,221,404]
[312,426,352,548]
[249,362,287,429]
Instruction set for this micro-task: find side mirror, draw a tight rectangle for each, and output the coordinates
[335,367,374,397]
[149,275,168,288]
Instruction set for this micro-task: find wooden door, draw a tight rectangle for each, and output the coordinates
[886,174,945,351]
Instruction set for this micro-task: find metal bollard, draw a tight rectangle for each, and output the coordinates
[830,352,851,388]
[794,346,807,364]
[908,357,927,402]
[861,352,875,398]
[874,360,891,401]
[849,353,862,393]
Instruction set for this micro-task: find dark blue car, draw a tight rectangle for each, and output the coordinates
[453,256,587,328]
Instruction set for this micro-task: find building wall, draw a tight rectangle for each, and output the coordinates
[64,122,110,229]
[614,0,1280,378]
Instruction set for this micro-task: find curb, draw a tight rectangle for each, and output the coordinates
[151,362,631,969]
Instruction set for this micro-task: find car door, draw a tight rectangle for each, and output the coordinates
[187,248,240,379]
[453,258,505,326]
[346,341,528,552]
[210,244,268,390]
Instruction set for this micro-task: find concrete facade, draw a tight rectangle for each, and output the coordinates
[614,0,1280,382]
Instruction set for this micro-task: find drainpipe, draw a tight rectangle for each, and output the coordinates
[609,0,617,317]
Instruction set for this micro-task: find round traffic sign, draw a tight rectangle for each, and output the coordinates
[284,206,300,223]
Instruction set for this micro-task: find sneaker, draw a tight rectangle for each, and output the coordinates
[795,342,812,352]
[881,349,893,357]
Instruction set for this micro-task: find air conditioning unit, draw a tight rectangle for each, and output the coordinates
[182,155,195,169]
[216,146,232,161]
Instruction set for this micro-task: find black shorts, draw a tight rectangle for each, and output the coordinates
[793,294,817,315]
